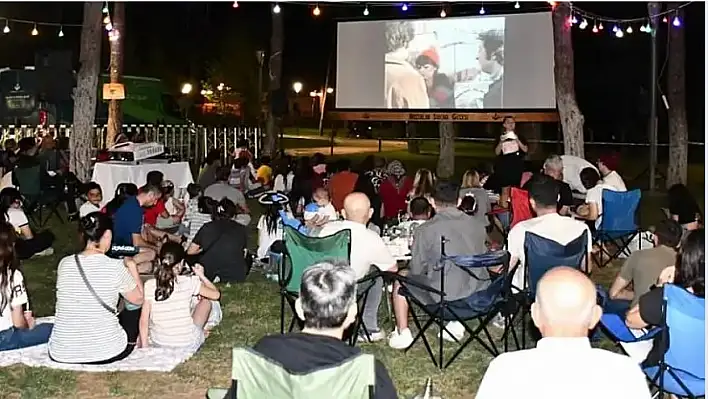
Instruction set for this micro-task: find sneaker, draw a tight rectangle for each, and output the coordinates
[357,329,386,343]
[440,321,465,342]
[32,247,54,258]
[388,328,414,349]
[491,313,506,330]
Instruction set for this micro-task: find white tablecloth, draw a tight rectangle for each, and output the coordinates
[92,161,193,205]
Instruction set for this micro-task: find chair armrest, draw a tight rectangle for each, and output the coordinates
[384,272,445,297]
[600,313,660,343]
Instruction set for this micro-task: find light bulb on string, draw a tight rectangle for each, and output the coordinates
[662,16,668,23]
[639,24,646,32]
[591,24,598,33]
[58,26,64,37]
[105,22,113,31]
[579,19,588,29]
[363,5,369,16]
[312,4,320,16]
[571,15,578,24]
[626,25,633,34]
[643,23,652,33]
[615,27,624,38]
[672,16,681,27]
[273,3,281,14]
[479,6,485,15]
[401,3,408,12]
[103,15,111,24]
[612,25,618,33]
[514,2,520,9]
[31,24,38,36]
[102,4,109,14]
[2,21,8,34]
[548,1,557,8]
[567,16,573,25]
[440,7,446,18]
[109,29,120,42]
[232,1,238,8]
[598,22,604,30]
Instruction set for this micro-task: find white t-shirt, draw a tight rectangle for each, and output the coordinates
[585,183,620,229]
[476,338,651,399]
[0,171,14,190]
[164,197,181,216]
[257,213,291,259]
[5,207,29,234]
[506,213,592,289]
[561,155,598,194]
[79,202,101,218]
[272,173,294,193]
[0,270,28,331]
[49,254,137,363]
[144,275,202,348]
[602,170,627,192]
[304,203,338,222]
[318,220,396,279]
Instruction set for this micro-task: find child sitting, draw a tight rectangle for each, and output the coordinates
[186,196,217,245]
[303,187,338,223]
[156,180,185,232]
[79,182,103,217]
[139,242,221,349]
[182,184,202,225]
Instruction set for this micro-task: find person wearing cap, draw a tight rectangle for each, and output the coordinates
[606,219,683,315]
[384,21,430,109]
[597,153,626,192]
[415,48,454,108]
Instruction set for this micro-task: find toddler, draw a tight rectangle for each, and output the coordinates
[303,188,338,222]
[156,180,185,231]
[79,182,103,217]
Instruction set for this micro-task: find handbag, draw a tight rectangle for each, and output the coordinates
[74,254,118,315]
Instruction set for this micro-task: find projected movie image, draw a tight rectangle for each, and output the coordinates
[384,17,505,109]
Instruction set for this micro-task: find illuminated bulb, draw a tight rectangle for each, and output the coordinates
[2,22,9,34]
[232,1,238,7]
[102,5,109,13]
[58,26,64,37]
[479,6,485,14]
[612,25,618,32]
[105,22,113,31]
[672,16,681,27]
[440,9,446,18]
[548,1,557,7]
[643,23,652,33]
[571,15,578,24]
[108,29,120,41]
[598,23,604,30]
[312,5,320,16]
[363,5,369,16]
[401,3,408,11]
[639,25,646,32]
[103,15,111,24]
[272,3,281,13]
[615,28,624,38]
[514,2,520,9]
[31,24,38,36]
[626,25,633,34]
[567,16,573,25]
[591,24,598,33]
[662,16,668,23]
[579,19,588,29]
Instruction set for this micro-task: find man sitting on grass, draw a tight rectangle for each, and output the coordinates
[476,267,651,399]
[244,261,397,398]
[112,183,162,273]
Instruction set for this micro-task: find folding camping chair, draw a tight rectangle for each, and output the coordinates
[593,189,641,268]
[512,230,589,349]
[348,270,384,346]
[206,348,376,399]
[601,284,705,398]
[395,238,512,369]
[13,164,65,228]
[278,226,351,334]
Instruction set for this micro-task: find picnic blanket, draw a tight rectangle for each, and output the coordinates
[0,318,200,372]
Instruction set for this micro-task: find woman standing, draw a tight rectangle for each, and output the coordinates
[493,116,527,192]
[379,160,413,221]
[49,213,144,364]
[289,157,315,217]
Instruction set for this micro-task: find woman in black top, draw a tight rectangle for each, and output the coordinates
[667,183,702,231]
[625,229,704,366]
[492,116,527,191]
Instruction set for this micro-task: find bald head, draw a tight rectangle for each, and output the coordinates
[531,267,602,337]
[342,192,372,224]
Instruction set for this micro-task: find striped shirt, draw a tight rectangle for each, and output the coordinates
[144,275,202,347]
[187,212,213,244]
[49,254,136,363]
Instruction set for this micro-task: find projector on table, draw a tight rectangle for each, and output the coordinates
[107,142,165,163]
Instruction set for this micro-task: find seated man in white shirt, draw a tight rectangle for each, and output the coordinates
[318,192,397,342]
[476,267,651,399]
[575,167,621,230]
[560,154,597,194]
[597,153,627,192]
[507,175,592,289]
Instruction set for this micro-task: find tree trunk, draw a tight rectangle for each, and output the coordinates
[264,10,283,157]
[106,2,124,148]
[71,2,103,182]
[406,122,420,154]
[552,3,585,157]
[666,3,688,188]
[437,122,455,178]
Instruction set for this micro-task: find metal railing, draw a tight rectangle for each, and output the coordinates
[0,124,263,166]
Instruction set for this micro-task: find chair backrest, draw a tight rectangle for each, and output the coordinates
[662,284,705,382]
[282,225,351,293]
[523,230,588,294]
[230,347,375,399]
[600,189,640,232]
[13,164,42,197]
[510,188,533,229]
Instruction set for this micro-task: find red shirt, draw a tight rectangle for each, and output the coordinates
[379,176,413,219]
[143,198,166,226]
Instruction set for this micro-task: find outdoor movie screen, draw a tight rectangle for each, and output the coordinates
[335,12,555,110]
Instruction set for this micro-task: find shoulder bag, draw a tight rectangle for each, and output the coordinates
[74,254,118,315]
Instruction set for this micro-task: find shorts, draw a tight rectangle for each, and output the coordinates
[190,298,222,330]
[150,324,205,352]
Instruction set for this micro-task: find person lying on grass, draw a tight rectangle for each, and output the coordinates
[140,242,221,349]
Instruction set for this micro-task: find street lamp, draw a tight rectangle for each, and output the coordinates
[293,81,303,94]
[181,83,193,95]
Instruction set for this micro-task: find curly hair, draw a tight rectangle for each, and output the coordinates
[385,21,415,52]
[478,30,504,66]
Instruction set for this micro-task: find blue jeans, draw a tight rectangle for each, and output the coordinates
[0,323,53,351]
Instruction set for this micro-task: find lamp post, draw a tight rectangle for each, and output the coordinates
[293,82,302,135]
[179,83,194,122]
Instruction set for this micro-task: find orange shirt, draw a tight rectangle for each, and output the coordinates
[328,171,359,212]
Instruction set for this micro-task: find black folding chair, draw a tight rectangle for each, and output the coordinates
[13,164,64,228]
[347,270,382,346]
[394,237,513,369]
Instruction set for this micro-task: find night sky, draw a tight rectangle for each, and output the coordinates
[0,1,704,140]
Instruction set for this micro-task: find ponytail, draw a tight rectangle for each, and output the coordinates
[154,242,186,301]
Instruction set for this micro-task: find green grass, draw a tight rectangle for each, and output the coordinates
[4,138,704,398]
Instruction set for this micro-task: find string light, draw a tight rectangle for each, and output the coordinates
[2,21,9,34]
[479,6,485,15]
[103,15,110,24]
[363,5,369,16]
[58,25,64,37]
[612,25,619,33]
[625,25,633,34]
[643,23,652,33]
[615,27,624,38]
[591,23,598,33]
[31,24,38,36]
[662,16,668,23]
[598,22,604,30]
[401,3,408,12]
[639,24,646,32]
[579,19,588,29]
[514,2,520,9]
[440,7,446,18]
[672,16,681,27]
[312,4,320,16]
[232,1,238,8]
[568,3,690,37]
[272,3,281,14]
[102,4,109,14]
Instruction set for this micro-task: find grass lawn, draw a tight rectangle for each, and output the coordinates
[2,141,703,398]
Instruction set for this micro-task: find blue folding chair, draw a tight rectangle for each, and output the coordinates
[512,230,589,348]
[594,189,641,268]
[394,237,513,369]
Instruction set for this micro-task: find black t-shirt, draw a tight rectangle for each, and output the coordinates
[668,197,701,225]
[522,173,573,211]
[248,333,397,399]
[638,287,668,367]
[193,219,248,282]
